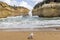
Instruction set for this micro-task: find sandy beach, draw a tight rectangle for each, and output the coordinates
[0,28,60,40]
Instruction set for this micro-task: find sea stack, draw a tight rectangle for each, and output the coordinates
[0,1,29,18]
[32,0,60,17]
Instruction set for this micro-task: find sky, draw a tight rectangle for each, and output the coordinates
[0,0,43,10]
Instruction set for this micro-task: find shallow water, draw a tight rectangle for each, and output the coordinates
[0,16,60,28]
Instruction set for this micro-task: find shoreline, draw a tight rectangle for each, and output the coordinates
[0,27,60,31]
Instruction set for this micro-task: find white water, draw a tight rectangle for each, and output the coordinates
[28,10,32,16]
[0,16,60,29]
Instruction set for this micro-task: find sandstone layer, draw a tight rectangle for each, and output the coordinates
[0,1,29,18]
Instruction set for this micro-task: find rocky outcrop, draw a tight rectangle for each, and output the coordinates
[32,0,60,17]
[0,1,29,18]
[32,2,60,17]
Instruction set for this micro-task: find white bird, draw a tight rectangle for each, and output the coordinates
[27,33,34,39]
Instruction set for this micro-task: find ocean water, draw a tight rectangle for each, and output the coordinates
[0,16,60,29]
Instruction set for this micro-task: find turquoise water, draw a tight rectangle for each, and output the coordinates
[0,16,60,28]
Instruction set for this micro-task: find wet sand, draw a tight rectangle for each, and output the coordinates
[0,28,60,40]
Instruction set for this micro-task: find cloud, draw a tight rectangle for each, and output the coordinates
[9,0,20,6]
[32,0,43,4]
[19,1,33,10]
[0,0,19,6]
[0,0,11,4]
[32,0,43,2]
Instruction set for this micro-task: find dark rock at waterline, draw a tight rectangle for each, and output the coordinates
[32,0,60,17]
[0,1,29,18]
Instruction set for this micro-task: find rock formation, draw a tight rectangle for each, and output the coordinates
[0,1,29,18]
[32,0,60,17]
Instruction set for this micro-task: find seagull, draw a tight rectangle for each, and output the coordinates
[27,33,34,39]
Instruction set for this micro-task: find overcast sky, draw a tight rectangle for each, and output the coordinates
[0,0,43,10]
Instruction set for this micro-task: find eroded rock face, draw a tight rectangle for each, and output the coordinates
[32,0,60,17]
[0,1,29,18]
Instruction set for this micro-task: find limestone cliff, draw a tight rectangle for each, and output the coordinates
[32,1,60,17]
[0,1,29,18]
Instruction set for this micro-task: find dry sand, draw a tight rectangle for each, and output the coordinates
[0,29,60,40]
